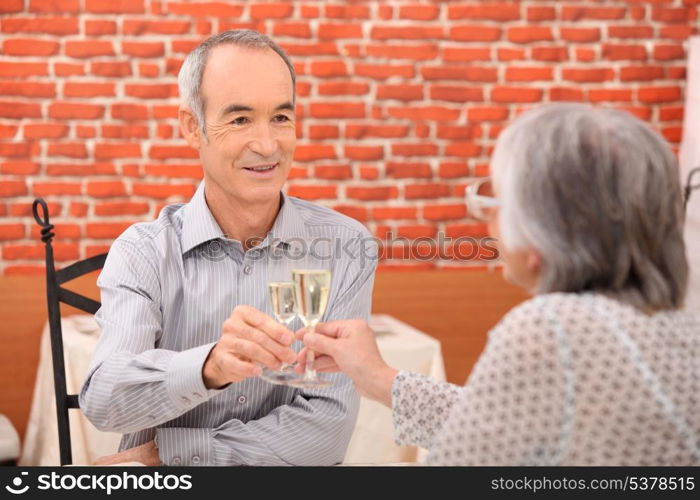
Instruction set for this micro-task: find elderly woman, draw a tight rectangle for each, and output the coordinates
[296,103,700,465]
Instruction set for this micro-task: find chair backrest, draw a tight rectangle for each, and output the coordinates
[32,198,108,466]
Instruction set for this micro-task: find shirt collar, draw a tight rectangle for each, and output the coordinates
[181,181,307,255]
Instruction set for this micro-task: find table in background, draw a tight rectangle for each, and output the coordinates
[19,314,445,465]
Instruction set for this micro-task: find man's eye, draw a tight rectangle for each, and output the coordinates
[273,114,291,122]
[230,117,249,125]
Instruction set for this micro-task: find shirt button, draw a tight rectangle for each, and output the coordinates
[181,396,190,404]
[238,395,247,404]
[191,455,201,465]
[193,392,202,399]
[172,456,182,465]
[243,265,252,275]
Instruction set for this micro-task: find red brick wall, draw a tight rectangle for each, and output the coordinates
[0,1,696,275]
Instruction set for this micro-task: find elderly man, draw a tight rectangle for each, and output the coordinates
[80,30,376,466]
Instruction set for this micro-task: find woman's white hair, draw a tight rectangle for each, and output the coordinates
[491,102,688,310]
[177,29,296,137]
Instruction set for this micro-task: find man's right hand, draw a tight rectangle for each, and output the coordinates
[202,305,296,389]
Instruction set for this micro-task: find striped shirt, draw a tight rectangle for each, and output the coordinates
[79,181,377,466]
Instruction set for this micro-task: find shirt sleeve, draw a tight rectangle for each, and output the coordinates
[157,232,378,466]
[79,238,227,434]
[425,298,570,465]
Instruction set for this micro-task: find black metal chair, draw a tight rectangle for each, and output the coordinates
[32,198,108,466]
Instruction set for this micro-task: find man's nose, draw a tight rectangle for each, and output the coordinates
[248,123,278,157]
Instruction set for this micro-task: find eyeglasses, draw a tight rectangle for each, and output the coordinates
[685,166,700,212]
[465,178,500,221]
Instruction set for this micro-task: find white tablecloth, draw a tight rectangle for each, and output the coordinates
[19,314,445,466]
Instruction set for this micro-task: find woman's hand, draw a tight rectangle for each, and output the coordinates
[295,320,398,406]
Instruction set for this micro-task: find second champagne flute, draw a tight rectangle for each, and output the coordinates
[260,281,298,385]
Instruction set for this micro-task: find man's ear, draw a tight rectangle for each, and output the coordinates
[179,107,202,149]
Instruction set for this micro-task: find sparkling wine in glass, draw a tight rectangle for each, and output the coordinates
[290,268,332,388]
[260,282,299,385]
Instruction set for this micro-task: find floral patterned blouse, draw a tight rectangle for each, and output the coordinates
[391,292,700,465]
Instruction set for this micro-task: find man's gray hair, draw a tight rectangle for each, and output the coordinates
[491,102,688,311]
[177,29,296,136]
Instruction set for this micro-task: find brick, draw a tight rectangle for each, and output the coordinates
[65,40,114,58]
[346,124,410,139]
[1,0,23,13]
[102,124,149,139]
[448,3,520,21]
[424,204,467,221]
[85,20,117,35]
[562,68,615,83]
[279,42,338,57]
[49,102,104,119]
[662,126,682,143]
[659,106,684,121]
[608,25,654,39]
[508,26,553,43]
[373,206,419,221]
[326,4,370,18]
[272,22,312,39]
[55,62,85,76]
[122,20,190,35]
[132,183,195,199]
[346,186,399,201]
[532,46,568,62]
[355,64,414,80]
[148,145,199,159]
[76,125,97,139]
[0,180,28,197]
[399,4,439,20]
[422,66,497,82]
[437,125,480,140]
[654,44,685,61]
[388,106,460,121]
[638,86,682,103]
[371,26,443,40]
[46,163,115,175]
[9,200,58,217]
[449,25,501,42]
[359,166,379,180]
[301,5,319,18]
[94,201,149,216]
[86,222,133,239]
[286,185,337,200]
[111,103,149,121]
[505,66,553,82]
[24,123,68,139]
[332,205,367,222]
[3,38,60,56]
[667,66,686,80]
[33,182,81,196]
[319,23,363,39]
[560,27,601,43]
[249,3,293,19]
[293,144,336,162]
[85,0,145,14]
[397,225,437,239]
[620,65,665,82]
[527,6,555,21]
[3,161,40,176]
[167,2,243,17]
[143,163,202,178]
[0,224,25,240]
[387,162,432,179]
[152,106,178,119]
[443,47,492,62]
[87,181,127,197]
[602,44,647,61]
[652,7,696,22]
[491,87,543,103]
[445,223,490,239]
[125,83,177,99]
[122,41,165,58]
[309,103,365,119]
[345,146,384,161]
[439,162,470,178]
[318,82,369,96]
[1,17,79,35]
[29,223,80,239]
[0,124,18,139]
[308,125,339,140]
[314,164,353,180]
[0,81,55,98]
[498,48,526,61]
[5,266,48,275]
[660,26,693,40]
[367,44,438,60]
[30,0,79,12]
[63,82,115,98]
[445,143,481,157]
[392,144,438,157]
[0,62,49,78]
[549,87,585,101]
[310,60,347,77]
[377,84,423,101]
[588,89,633,102]
[94,143,141,159]
[562,6,626,21]
[3,243,79,261]
[47,142,88,158]
[430,85,484,103]
[0,142,33,157]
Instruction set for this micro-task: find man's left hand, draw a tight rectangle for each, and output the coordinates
[93,440,160,466]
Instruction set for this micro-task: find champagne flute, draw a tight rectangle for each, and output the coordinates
[290,268,333,388]
[260,281,299,385]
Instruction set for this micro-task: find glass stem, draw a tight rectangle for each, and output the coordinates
[303,323,317,381]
